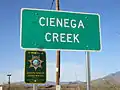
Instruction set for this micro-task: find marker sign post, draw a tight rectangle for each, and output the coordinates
[25,50,46,83]
[20,8,101,51]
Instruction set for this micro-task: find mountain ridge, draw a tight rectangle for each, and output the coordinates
[4,71,120,86]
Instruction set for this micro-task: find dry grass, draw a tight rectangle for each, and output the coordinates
[2,83,120,90]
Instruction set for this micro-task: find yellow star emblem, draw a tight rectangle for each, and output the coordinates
[29,55,43,71]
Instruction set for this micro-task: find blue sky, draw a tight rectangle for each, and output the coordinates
[0,0,120,84]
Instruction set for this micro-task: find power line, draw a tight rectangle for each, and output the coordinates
[50,0,55,9]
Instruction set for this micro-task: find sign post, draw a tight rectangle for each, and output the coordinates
[20,7,101,90]
[33,84,37,90]
[24,50,46,83]
[86,52,91,90]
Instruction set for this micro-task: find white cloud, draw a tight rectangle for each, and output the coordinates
[47,62,56,81]
[0,73,6,84]
[10,69,24,82]
[47,62,86,82]
[0,69,24,84]
[91,70,109,80]
[47,62,112,82]
[0,62,109,84]
[60,62,86,82]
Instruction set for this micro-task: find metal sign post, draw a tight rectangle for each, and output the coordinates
[33,84,37,90]
[86,52,91,90]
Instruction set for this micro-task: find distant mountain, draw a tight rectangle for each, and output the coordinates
[9,80,82,87]
[103,71,120,85]
[65,81,83,84]
[92,71,120,86]
[7,71,120,88]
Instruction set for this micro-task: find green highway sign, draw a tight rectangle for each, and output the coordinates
[20,8,101,51]
[24,50,46,83]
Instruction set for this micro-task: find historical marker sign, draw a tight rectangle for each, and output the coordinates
[25,50,46,83]
[20,8,101,51]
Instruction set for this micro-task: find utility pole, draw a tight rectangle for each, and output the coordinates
[56,0,60,10]
[7,74,11,90]
[56,0,60,87]
[56,50,60,85]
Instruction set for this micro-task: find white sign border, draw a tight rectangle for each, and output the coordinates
[20,8,102,52]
